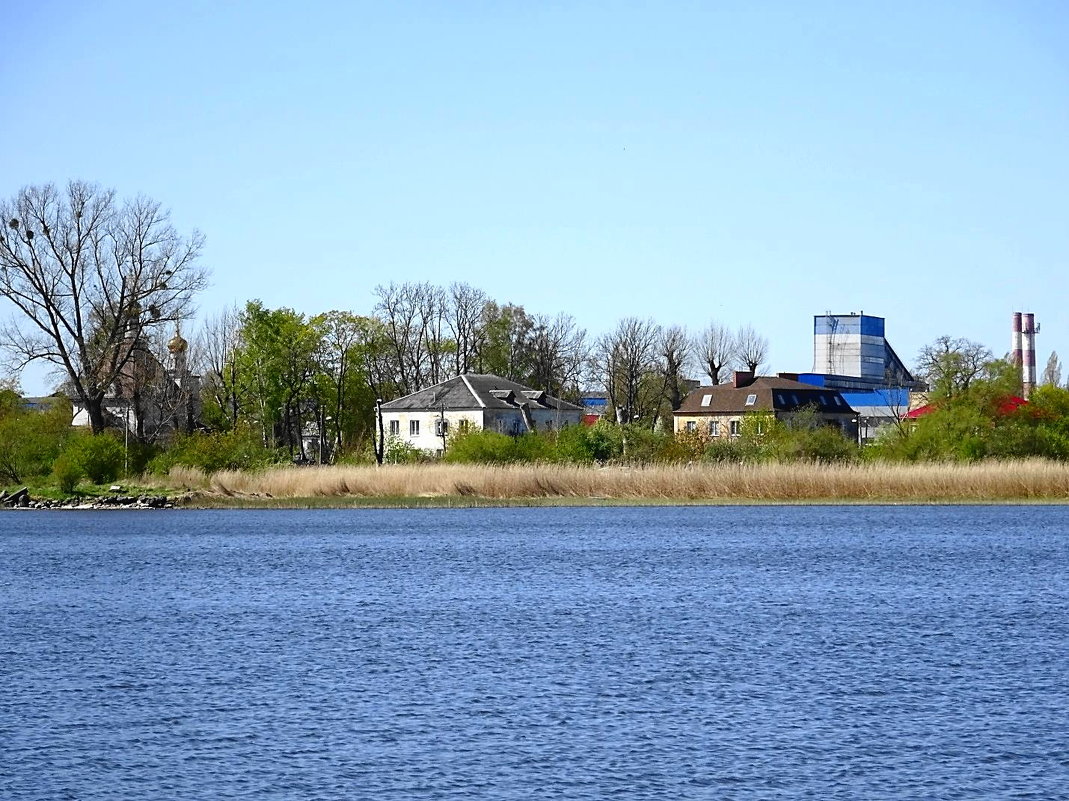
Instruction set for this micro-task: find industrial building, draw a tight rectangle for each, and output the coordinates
[787,313,922,444]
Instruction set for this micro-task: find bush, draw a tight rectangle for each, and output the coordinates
[66,433,125,483]
[0,400,73,483]
[552,421,621,463]
[382,435,428,464]
[52,454,83,493]
[149,428,284,474]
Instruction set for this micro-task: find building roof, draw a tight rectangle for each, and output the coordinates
[380,374,583,413]
[675,376,856,416]
[904,396,1028,420]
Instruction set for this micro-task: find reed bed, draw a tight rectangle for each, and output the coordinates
[168,459,1069,503]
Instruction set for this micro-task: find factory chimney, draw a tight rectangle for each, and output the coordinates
[1011,312,1023,370]
[1022,313,1037,399]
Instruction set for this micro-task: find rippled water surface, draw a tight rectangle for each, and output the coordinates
[2,505,1067,799]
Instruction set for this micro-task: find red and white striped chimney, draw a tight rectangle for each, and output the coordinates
[1022,313,1037,399]
[1012,312,1023,368]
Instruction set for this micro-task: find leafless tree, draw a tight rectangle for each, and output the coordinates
[196,304,242,429]
[528,313,588,401]
[736,324,768,375]
[446,282,487,376]
[0,182,208,433]
[596,317,662,426]
[372,281,447,394]
[1042,351,1062,387]
[658,324,692,417]
[694,321,735,385]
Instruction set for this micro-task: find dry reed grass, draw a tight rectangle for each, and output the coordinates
[176,459,1069,503]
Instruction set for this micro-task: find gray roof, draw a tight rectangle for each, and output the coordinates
[380,374,583,413]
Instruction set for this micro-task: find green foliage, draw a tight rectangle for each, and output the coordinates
[382,435,429,464]
[65,433,125,483]
[871,370,1069,462]
[148,428,283,474]
[0,396,73,482]
[553,420,622,463]
[52,453,83,493]
[442,429,549,464]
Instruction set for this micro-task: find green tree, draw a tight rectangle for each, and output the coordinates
[309,310,378,461]
[236,302,319,455]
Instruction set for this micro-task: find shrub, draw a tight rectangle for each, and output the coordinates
[0,400,73,483]
[382,435,428,464]
[551,420,622,463]
[66,433,125,483]
[149,428,284,474]
[52,454,84,493]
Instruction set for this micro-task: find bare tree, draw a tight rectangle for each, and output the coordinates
[658,324,692,416]
[915,336,992,398]
[372,281,446,394]
[736,324,768,374]
[528,312,588,401]
[596,317,662,426]
[694,321,735,384]
[1042,351,1062,387]
[196,304,242,429]
[0,182,208,433]
[446,282,487,376]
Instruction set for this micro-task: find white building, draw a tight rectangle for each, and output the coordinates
[379,374,584,456]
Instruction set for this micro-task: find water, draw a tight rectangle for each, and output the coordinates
[1,506,1067,800]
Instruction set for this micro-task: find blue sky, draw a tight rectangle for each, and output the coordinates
[2,1,1067,393]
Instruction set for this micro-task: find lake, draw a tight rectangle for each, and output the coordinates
[1,506,1067,800]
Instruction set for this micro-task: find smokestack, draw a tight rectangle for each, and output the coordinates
[1012,312,1023,368]
[1023,313,1037,399]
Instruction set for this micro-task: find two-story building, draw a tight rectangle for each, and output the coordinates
[673,371,857,439]
[378,373,583,456]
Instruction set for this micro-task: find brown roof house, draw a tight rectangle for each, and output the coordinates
[378,373,583,457]
[673,371,857,439]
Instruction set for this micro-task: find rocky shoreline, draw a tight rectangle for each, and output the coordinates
[1,487,176,510]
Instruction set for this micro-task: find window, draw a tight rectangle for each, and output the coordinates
[709,420,720,437]
[389,420,400,436]
[745,394,757,406]
[730,420,740,437]
[435,419,448,436]
[685,421,697,432]
[700,394,712,407]
[409,420,420,436]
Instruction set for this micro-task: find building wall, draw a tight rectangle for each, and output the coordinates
[381,406,584,454]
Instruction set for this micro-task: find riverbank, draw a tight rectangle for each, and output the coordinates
[145,459,1069,506]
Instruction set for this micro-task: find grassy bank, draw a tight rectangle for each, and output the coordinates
[150,460,1069,506]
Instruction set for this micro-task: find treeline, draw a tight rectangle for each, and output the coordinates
[183,281,773,460]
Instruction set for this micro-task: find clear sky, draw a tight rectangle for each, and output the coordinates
[2,1,1067,393]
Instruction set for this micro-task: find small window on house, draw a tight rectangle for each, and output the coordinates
[730,420,740,437]
[389,420,400,436]
[774,392,784,406]
[435,419,448,436]
[685,421,697,432]
[818,396,828,407]
[410,419,420,436]
[709,420,720,437]
[700,394,712,407]
[745,394,757,406]
[834,396,843,407]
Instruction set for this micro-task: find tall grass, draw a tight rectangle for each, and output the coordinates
[170,460,1069,503]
